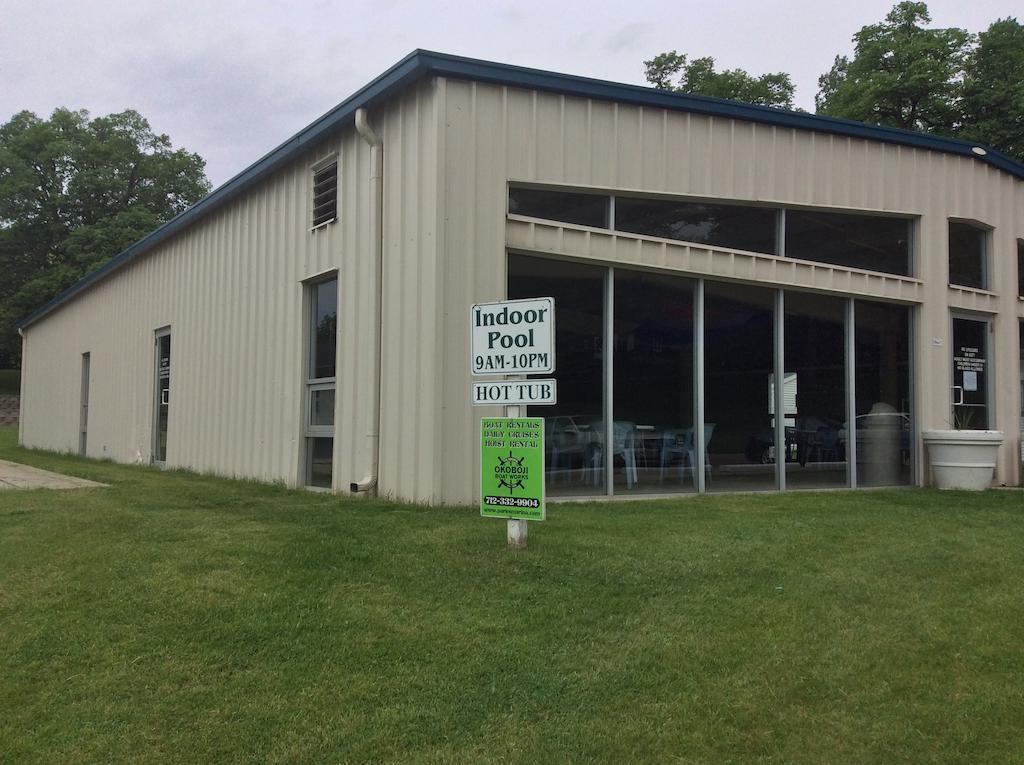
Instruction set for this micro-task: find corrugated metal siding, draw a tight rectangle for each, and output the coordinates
[21,81,440,496]
[438,79,1024,501]
[376,80,443,503]
[20,74,1024,501]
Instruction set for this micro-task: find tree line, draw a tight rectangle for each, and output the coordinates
[0,110,209,367]
[645,2,1023,162]
[1,1,1020,369]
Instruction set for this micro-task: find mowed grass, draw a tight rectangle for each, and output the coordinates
[1,427,1023,763]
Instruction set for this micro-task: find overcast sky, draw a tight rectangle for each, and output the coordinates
[2,0,1019,188]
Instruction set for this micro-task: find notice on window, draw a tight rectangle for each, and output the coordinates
[954,346,985,373]
[480,417,545,521]
[963,370,978,392]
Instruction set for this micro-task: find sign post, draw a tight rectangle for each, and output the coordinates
[472,298,556,550]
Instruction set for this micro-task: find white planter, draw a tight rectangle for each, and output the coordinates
[922,429,1003,490]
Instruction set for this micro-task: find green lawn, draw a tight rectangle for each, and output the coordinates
[0,369,20,394]
[1,426,1023,763]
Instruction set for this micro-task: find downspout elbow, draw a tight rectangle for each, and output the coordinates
[350,475,377,493]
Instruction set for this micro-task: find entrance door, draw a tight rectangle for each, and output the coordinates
[951,317,989,430]
[79,352,90,456]
[153,330,171,463]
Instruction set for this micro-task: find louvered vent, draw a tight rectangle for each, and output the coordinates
[312,162,338,228]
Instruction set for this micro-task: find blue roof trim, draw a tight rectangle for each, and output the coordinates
[19,49,1024,329]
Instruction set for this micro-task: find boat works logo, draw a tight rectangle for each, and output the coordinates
[494,451,528,494]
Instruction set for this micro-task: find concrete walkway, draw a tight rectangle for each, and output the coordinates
[0,459,106,490]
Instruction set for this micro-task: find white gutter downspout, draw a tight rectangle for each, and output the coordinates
[351,108,383,494]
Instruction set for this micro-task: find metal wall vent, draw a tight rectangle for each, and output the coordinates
[312,162,338,228]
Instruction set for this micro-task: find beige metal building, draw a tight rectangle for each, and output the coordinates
[18,51,1024,503]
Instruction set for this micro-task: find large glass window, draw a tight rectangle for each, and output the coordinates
[615,197,777,254]
[153,330,171,464]
[785,211,911,276]
[613,270,696,494]
[949,222,988,289]
[1019,321,1024,456]
[1017,240,1024,298]
[784,293,848,488]
[311,279,337,379]
[305,276,337,488]
[504,250,917,496]
[704,282,777,491]
[508,255,605,496]
[854,301,911,486]
[508,188,609,228]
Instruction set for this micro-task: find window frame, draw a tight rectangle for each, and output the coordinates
[947,218,992,291]
[301,272,338,488]
[507,182,918,277]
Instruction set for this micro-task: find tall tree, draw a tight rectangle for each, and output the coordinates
[815,2,971,134]
[644,51,796,109]
[961,17,1024,161]
[0,108,210,366]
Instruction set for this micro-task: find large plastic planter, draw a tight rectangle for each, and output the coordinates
[922,430,1003,490]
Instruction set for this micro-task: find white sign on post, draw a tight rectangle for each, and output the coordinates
[472,379,557,406]
[471,298,555,376]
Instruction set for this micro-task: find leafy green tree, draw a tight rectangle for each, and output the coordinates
[644,51,796,109]
[815,2,971,134]
[961,17,1024,160]
[0,108,210,366]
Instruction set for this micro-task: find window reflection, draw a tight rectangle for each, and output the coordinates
[615,197,777,254]
[704,282,777,491]
[784,292,848,488]
[949,222,987,289]
[508,188,609,228]
[312,280,337,379]
[854,301,911,486]
[505,252,916,495]
[614,270,696,493]
[508,254,605,496]
[786,211,910,276]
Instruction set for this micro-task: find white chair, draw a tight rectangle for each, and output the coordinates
[660,424,715,488]
[659,428,691,483]
[588,421,639,489]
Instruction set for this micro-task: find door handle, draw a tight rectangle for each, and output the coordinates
[952,386,964,406]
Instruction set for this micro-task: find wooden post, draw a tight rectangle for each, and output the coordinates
[507,518,528,550]
[506,398,526,550]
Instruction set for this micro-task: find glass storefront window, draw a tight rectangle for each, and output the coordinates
[508,188,609,228]
[613,270,696,494]
[854,301,911,486]
[704,282,777,492]
[505,249,916,496]
[784,292,848,488]
[948,222,987,290]
[615,197,777,255]
[785,211,911,276]
[508,254,606,496]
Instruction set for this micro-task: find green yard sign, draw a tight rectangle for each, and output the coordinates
[480,417,545,521]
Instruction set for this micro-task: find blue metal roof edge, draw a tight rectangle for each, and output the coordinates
[17,49,430,330]
[19,49,1024,329]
